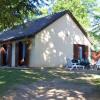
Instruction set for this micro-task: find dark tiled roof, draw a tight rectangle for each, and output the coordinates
[0,10,87,42]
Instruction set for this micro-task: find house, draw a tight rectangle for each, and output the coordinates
[0,10,91,67]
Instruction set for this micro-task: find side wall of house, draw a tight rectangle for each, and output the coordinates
[29,14,91,67]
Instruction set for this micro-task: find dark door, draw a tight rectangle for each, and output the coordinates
[7,44,12,66]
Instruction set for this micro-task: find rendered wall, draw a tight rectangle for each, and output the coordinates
[29,14,91,67]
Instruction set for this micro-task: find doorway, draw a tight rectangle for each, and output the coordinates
[15,41,30,67]
[0,44,12,66]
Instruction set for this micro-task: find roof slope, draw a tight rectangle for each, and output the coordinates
[0,10,87,42]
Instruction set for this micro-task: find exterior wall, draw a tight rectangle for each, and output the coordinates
[29,14,91,67]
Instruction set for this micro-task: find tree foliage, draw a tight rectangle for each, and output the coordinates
[0,0,43,31]
[91,8,100,41]
[81,0,100,41]
[53,0,90,29]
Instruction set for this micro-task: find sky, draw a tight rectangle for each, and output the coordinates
[37,0,55,14]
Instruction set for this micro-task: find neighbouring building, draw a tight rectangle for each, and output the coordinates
[0,10,91,67]
[91,51,100,64]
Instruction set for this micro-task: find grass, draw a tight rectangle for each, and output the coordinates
[0,68,55,95]
[0,68,100,96]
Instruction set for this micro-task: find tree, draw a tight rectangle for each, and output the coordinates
[0,0,46,31]
[53,0,91,29]
[91,8,100,41]
[82,0,100,40]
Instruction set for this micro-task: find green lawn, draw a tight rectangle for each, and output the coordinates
[0,68,100,96]
[0,68,55,95]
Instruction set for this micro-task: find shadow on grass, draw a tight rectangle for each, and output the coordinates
[0,68,55,96]
[0,68,100,97]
